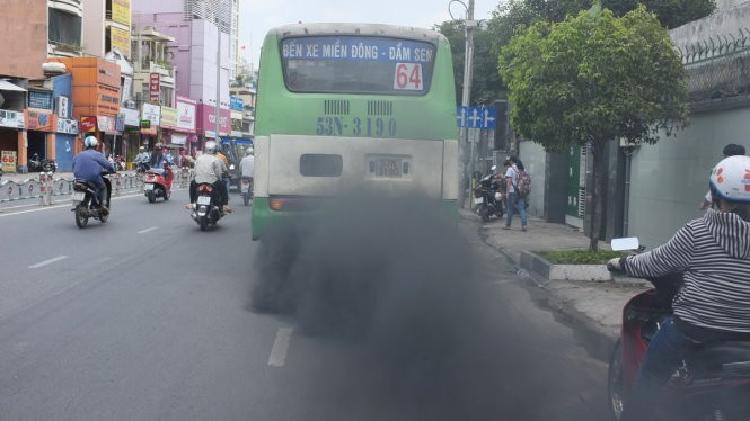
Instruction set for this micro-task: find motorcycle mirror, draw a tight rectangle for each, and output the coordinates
[611,237,639,251]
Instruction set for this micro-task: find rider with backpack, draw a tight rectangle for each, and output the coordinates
[503,158,530,231]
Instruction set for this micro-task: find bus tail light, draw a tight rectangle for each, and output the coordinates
[270,198,285,210]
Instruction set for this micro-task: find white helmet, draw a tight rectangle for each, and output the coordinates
[204,141,218,154]
[245,147,254,156]
[710,155,750,203]
[84,135,98,148]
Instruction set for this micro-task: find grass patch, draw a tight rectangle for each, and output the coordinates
[536,249,629,265]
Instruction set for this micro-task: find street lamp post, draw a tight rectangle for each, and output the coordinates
[215,0,224,144]
[450,0,476,208]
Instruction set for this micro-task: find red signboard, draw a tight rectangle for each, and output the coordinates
[80,116,97,133]
[149,72,160,102]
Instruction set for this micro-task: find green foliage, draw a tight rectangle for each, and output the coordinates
[498,6,689,152]
[537,249,629,265]
[434,20,505,105]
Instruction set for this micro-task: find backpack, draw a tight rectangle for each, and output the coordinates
[516,170,531,197]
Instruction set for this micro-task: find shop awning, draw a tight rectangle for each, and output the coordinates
[0,80,26,92]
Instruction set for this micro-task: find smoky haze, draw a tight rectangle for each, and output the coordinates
[252,194,549,420]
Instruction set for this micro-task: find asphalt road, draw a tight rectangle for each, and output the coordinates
[0,191,611,421]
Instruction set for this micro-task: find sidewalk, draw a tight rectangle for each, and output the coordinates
[1,171,76,183]
[460,208,649,359]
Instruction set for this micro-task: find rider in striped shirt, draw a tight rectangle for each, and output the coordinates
[609,155,750,421]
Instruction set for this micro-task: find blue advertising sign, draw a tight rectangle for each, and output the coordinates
[230,96,244,111]
[456,106,497,129]
[281,36,434,63]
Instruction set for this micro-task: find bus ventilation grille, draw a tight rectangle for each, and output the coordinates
[324,100,350,115]
[368,100,393,116]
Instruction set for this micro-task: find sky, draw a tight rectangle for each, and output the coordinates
[238,0,499,69]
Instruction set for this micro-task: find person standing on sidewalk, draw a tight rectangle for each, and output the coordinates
[503,159,528,231]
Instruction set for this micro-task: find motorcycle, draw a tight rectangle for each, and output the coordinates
[473,173,503,223]
[607,238,750,421]
[42,159,56,173]
[240,176,253,206]
[191,182,224,231]
[114,155,125,171]
[143,162,173,204]
[70,172,113,229]
[134,157,150,175]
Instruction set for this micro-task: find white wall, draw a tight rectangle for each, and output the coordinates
[518,141,548,217]
[190,19,230,108]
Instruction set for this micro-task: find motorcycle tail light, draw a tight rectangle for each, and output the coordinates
[73,183,87,192]
[198,185,213,193]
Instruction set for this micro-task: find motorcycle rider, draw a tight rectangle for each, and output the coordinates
[239,146,254,180]
[608,155,750,421]
[699,143,745,210]
[72,135,116,211]
[188,140,231,213]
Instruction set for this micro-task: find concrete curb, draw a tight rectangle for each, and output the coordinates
[460,211,620,361]
[519,250,613,281]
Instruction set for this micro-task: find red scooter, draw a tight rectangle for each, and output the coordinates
[143,162,173,204]
[608,239,750,421]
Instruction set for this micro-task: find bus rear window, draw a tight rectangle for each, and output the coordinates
[300,154,343,177]
[281,36,435,95]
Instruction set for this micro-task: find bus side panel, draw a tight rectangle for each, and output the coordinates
[442,139,458,200]
[251,136,270,241]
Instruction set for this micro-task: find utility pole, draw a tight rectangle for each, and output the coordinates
[459,0,476,208]
[215,0,223,143]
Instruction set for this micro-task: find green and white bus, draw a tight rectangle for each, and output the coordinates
[252,23,458,240]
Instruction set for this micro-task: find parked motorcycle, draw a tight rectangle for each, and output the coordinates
[114,155,125,171]
[70,173,113,229]
[191,182,224,231]
[240,176,253,206]
[41,159,56,173]
[607,238,750,421]
[473,173,503,223]
[143,162,173,203]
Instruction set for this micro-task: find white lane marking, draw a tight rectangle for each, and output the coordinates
[267,328,293,367]
[138,226,159,234]
[28,256,69,269]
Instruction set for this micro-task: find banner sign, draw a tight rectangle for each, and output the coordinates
[57,118,79,135]
[0,109,25,129]
[26,110,54,131]
[80,116,97,133]
[176,96,196,133]
[1,151,17,172]
[149,72,161,102]
[160,107,177,129]
[281,37,434,64]
[97,115,117,134]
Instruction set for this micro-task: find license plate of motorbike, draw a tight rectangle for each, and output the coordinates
[241,180,250,192]
[374,158,402,178]
[474,197,484,205]
[72,192,85,201]
[144,183,154,190]
[197,196,211,205]
[495,192,503,200]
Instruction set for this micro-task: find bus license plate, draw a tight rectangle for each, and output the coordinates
[375,159,401,178]
[197,196,211,205]
[144,183,154,190]
[72,192,85,201]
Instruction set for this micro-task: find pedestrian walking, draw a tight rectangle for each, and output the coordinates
[503,159,528,231]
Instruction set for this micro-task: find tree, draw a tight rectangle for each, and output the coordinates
[434,20,505,105]
[499,5,689,250]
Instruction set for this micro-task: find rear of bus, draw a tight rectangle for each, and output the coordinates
[252,23,458,240]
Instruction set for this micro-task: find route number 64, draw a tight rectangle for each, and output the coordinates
[394,63,423,90]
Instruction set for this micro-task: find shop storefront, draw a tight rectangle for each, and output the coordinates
[195,104,230,152]
[50,57,121,155]
[120,107,140,164]
[140,103,160,150]
[55,116,79,171]
[0,109,25,173]
[25,108,55,166]
[176,96,197,155]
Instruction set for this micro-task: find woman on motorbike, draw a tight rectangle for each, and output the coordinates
[608,155,750,421]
